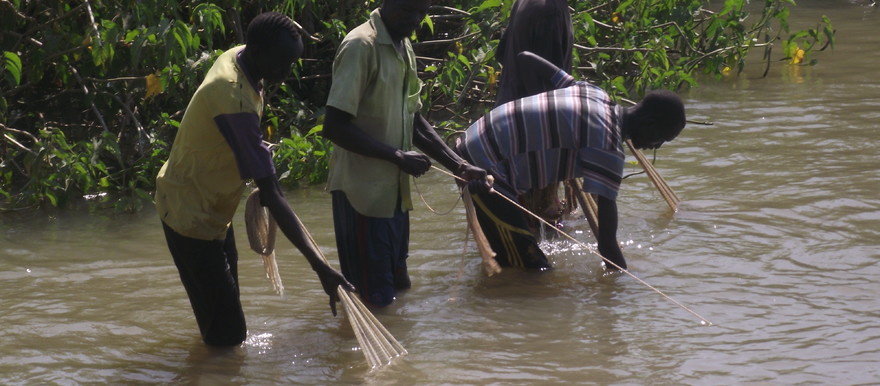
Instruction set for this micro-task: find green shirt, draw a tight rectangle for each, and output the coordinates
[155,46,265,240]
[325,8,423,218]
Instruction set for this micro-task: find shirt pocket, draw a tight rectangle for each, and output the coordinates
[405,75,422,113]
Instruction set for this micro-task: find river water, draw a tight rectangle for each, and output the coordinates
[2,1,878,384]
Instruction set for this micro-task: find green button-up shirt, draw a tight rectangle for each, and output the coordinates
[325,8,422,218]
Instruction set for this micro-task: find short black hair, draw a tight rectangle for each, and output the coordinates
[641,90,686,137]
[245,12,300,52]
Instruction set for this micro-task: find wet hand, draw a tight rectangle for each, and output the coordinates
[395,150,431,177]
[456,162,492,193]
[314,264,355,317]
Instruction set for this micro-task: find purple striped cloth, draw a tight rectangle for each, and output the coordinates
[458,71,625,200]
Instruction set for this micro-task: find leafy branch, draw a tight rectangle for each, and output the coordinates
[0,0,834,211]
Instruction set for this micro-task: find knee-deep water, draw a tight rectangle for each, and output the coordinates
[2,1,879,384]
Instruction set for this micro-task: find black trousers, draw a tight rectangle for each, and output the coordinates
[162,222,246,346]
[469,189,551,270]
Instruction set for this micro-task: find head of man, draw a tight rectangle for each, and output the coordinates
[243,12,303,84]
[380,0,431,41]
[624,90,686,150]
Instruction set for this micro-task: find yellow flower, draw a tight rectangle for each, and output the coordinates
[144,73,162,100]
[612,12,622,24]
[790,48,805,65]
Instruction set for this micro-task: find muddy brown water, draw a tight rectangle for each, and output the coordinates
[2,1,878,384]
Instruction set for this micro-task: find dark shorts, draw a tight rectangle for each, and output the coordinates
[331,191,410,307]
[469,189,551,270]
[162,221,246,346]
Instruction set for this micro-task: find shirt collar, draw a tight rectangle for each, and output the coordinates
[370,8,396,46]
[235,47,262,94]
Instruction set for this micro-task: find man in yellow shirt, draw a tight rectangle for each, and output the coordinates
[322,0,489,307]
[155,12,353,346]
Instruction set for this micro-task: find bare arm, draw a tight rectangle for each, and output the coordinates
[412,112,466,171]
[254,176,355,315]
[516,51,567,96]
[322,106,431,177]
[596,194,628,270]
[413,112,490,191]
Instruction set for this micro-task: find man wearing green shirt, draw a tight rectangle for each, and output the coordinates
[322,0,489,307]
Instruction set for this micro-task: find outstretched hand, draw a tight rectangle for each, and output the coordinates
[314,264,356,316]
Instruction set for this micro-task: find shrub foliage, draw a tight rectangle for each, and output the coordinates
[0,0,833,211]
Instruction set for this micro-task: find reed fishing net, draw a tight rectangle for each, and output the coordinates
[244,188,406,368]
[244,189,284,295]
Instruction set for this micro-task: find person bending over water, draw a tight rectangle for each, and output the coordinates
[455,52,686,271]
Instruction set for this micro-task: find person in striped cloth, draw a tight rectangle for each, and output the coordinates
[456,51,686,271]
[494,0,575,235]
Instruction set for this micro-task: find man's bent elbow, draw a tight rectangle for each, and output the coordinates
[321,106,349,142]
[320,122,339,142]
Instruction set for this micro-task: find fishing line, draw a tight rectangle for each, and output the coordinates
[412,174,462,215]
[622,149,656,180]
[411,172,479,302]
[431,165,713,326]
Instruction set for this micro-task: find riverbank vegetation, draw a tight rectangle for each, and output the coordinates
[0,0,833,212]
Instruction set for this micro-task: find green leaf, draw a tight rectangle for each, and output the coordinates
[474,0,502,13]
[134,188,153,201]
[422,14,434,35]
[457,54,471,69]
[615,0,634,13]
[2,51,22,86]
[307,124,324,136]
[45,191,58,207]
